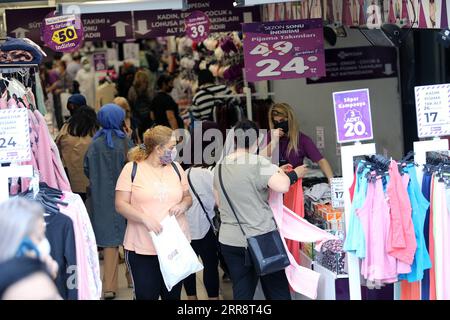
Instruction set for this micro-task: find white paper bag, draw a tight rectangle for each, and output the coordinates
[150,215,203,291]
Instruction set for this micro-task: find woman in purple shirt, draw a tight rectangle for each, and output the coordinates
[265,103,334,183]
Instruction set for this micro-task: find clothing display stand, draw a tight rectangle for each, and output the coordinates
[0,63,39,204]
[0,165,33,203]
[414,137,449,187]
[340,141,377,300]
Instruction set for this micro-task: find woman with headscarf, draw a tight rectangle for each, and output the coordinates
[84,103,134,300]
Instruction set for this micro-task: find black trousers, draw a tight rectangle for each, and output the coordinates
[53,94,64,130]
[220,243,291,300]
[183,227,219,297]
[125,250,182,300]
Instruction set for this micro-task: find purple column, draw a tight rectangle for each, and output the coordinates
[441,0,448,28]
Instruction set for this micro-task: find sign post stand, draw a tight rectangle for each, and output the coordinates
[341,141,376,300]
[333,88,376,300]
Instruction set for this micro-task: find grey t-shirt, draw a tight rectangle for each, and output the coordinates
[214,153,279,247]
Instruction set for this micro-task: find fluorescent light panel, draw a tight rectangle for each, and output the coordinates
[234,0,299,7]
[59,0,187,14]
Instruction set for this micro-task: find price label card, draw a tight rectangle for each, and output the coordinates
[415,84,450,138]
[185,11,210,42]
[243,19,326,82]
[333,89,374,143]
[42,13,83,53]
[0,109,31,163]
[331,178,344,209]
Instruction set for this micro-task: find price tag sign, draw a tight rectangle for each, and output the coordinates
[331,178,344,209]
[415,84,450,138]
[333,89,374,143]
[185,11,210,42]
[243,19,326,82]
[0,109,31,163]
[42,13,83,53]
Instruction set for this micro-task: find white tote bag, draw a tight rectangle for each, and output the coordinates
[150,215,203,291]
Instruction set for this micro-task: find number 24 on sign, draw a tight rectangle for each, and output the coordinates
[250,41,316,77]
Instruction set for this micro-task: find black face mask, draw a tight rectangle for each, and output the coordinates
[274,120,289,134]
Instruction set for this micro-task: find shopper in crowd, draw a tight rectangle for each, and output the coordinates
[113,97,134,139]
[84,104,133,300]
[115,125,192,300]
[182,121,220,300]
[56,104,99,202]
[213,120,307,300]
[0,198,59,280]
[191,69,233,121]
[66,53,82,83]
[128,71,154,140]
[264,103,334,183]
[47,60,73,129]
[150,74,184,130]
[95,76,117,112]
[0,257,61,300]
[75,57,96,108]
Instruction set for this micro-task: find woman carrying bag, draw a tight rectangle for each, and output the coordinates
[115,126,192,300]
[213,120,307,300]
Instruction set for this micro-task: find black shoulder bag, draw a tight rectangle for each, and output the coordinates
[218,163,290,276]
[131,161,181,183]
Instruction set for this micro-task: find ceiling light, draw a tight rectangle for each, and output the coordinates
[58,0,187,14]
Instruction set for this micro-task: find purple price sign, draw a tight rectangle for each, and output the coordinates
[42,12,83,53]
[93,52,107,71]
[243,19,326,82]
[185,11,210,42]
[333,89,374,144]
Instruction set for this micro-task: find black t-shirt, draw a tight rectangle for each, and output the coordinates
[150,92,183,128]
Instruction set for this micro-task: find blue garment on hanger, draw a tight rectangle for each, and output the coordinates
[421,171,432,300]
[398,165,432,282]
[343,162,370,258]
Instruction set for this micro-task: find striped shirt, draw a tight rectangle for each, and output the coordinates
[191,84,233,120]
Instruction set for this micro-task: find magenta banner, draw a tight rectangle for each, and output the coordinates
[333,89,374,144]
[133,0,259,39]
[243,19,326,82]
[185,11,210,42]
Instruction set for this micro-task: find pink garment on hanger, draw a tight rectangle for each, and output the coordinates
[60,192,102,300]
[0,91,7,109]
[342,0,353,25]
[358,178,398,284]
[269,191,338,299]
[389,0,396,23]
[418,0,427,28]
[387,160,417,266]
[34,110,71,191]
[7,98,17,109]
[397,173,413,275]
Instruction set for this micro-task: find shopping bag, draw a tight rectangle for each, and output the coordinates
[150,215,203,291]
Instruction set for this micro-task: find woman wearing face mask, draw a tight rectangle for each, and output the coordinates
[0,198,59,286]
[265,103,334,183]
[115,125,193,300]
[84,104,134,300]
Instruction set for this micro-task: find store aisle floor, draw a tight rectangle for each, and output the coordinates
[100,259,233,300]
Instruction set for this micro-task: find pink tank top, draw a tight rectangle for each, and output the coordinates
[357,176,398,283]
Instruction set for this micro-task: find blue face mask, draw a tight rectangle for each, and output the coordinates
[160,148,177,165]
[16,236,40,258]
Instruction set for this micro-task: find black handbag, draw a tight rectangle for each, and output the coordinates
[218,164,290,276]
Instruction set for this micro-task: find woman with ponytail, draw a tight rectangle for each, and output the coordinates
[115,125,192,300]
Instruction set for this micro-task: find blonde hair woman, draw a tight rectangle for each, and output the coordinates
[115,125,192,300]
[266,103,334,182]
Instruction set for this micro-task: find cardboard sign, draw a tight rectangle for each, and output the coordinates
[0,109,31,163]
[331,178,344,209]
[42,13,83,52]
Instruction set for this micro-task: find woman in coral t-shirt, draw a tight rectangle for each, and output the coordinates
[115,126,192,300]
